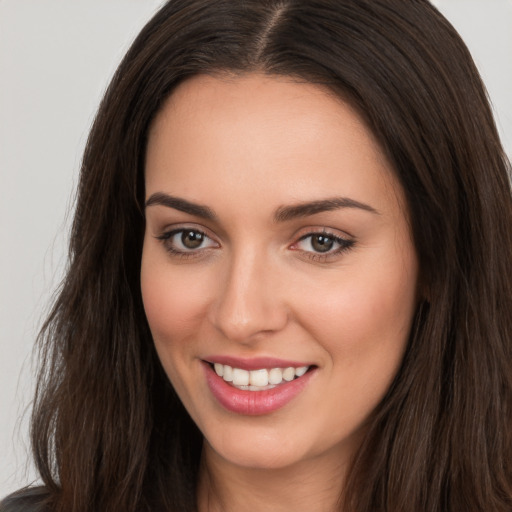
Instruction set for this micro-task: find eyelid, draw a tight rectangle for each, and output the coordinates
[155,224,220,258]
[288,227,355,261]
[289,226,354,245]
[154,221,219,242]
[161,228,218,247]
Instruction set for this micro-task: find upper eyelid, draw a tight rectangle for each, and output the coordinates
[156,223,218,240]
[292,226,355,242]
[297,231,347,241]
[150,214,354,238]
[292,232,353,249]
[158,227,218,244]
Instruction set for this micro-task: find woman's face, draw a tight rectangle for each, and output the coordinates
[141,73,418,471]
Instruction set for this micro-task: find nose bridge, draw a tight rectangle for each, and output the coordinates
[210,244,287,342]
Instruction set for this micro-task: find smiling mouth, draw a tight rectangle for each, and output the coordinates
[207,362,313,391]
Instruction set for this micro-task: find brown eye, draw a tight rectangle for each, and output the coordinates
[156,228,218,255]
[310,234,334,253]
[182,230,204,249]
[292,230,355,259]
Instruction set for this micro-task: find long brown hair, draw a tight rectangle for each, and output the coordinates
[7,0,512,511]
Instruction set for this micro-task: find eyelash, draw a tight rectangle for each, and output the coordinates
[292,231,355,262]
[155,228,218,259]
[155,228,355,262]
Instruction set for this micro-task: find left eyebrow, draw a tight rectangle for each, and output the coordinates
[145,192,216,220]
[274,197,379,222]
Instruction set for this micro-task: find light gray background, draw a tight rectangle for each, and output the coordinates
[1,0,511,497]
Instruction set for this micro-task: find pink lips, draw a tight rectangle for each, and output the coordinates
[202,359,316,416]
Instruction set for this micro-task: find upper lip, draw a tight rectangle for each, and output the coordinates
[204,355,313,371]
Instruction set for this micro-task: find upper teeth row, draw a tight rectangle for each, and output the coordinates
[213,363,309,387]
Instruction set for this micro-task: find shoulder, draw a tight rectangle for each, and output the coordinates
[0,487,51,512]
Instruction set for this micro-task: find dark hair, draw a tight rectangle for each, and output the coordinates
[4,0,512,511]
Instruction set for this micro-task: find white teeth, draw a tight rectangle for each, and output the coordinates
[295,366,308,377]
[212,363,310,390]
[223,365,233,382]
[282,367,295,381]
[268,368,283,385]
[214,363,224,377]
[232,368,250,386]
[249,369,269,387]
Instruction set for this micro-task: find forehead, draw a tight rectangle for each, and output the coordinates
[145,73,403,218]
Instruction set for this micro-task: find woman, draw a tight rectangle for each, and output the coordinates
[2,0,511,511]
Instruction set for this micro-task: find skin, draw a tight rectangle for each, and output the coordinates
[141,73,419,512]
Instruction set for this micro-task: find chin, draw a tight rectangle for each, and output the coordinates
[203,419,356,473]
[212,443,306,471]
[203,423,310,470]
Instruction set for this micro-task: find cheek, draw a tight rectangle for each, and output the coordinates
[140,248,216,409]
[140,249,212,348]
[297,262,417,435]
[299,251,417,379]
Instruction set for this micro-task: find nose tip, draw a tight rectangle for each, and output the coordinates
[209,256,288,344]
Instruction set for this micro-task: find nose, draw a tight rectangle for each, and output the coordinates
[208,248,289,344]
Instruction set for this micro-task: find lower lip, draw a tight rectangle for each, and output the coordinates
[203,362,316,416]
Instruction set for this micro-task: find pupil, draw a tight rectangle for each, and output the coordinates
[312,235,334,253]
[182,231,203,249]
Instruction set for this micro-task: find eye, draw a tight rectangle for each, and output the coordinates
[156,228,219,255]
[301,233,336,253]
[292,231,354,259]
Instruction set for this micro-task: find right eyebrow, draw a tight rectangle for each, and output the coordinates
[145,192,216,220]
[273,196,380,222]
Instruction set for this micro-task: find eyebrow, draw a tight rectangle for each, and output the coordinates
[145,192,216,220]
[145,192,379,221]
[273,197,379,222]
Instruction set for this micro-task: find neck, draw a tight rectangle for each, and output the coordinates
[197,442,349,512]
